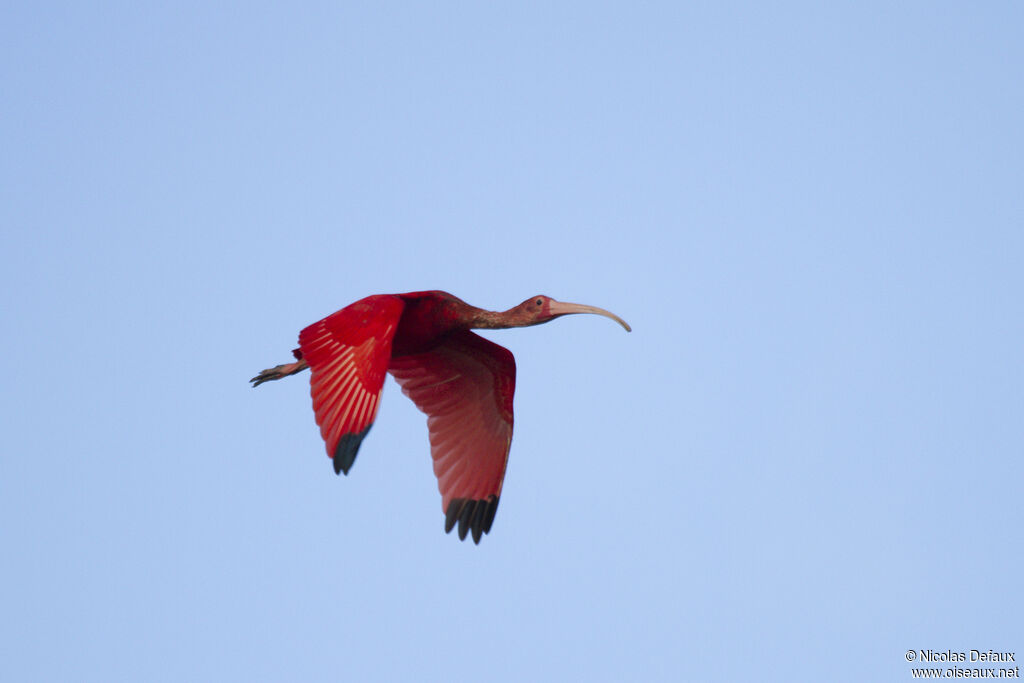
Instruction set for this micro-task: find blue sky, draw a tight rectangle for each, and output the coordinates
[2,3,1022,681]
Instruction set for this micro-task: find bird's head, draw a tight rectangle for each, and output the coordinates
[507,295,631,331]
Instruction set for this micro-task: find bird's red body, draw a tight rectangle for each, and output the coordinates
[252,290,629,543]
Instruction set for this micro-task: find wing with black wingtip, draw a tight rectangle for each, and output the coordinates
[388,330,515,543]
[297,295,405,475]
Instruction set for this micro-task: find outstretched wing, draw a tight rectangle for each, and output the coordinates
[388,330,515,544]
[297,295,405,475]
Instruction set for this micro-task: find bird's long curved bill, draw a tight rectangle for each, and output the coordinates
[548,300,631,332]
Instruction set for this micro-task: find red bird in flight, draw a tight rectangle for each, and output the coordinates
[252,291,630,543]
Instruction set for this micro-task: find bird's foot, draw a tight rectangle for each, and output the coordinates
[250,360,308,387]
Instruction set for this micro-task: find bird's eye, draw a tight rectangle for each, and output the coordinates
[535,299,543,306]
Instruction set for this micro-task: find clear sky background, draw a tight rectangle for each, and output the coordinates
[2,3,1022,681]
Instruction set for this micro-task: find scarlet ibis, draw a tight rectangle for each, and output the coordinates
[252,291,630,543]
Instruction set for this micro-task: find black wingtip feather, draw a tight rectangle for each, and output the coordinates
[444,501,461,533]
[469,503,486,544]
[445,495,500,544]
[457,501,475,540]
[482,496,499,534]
[332,426,372,476]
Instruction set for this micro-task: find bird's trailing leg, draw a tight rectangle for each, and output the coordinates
[250,359,309,387]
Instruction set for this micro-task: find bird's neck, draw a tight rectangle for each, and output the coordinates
[470,308,520,330]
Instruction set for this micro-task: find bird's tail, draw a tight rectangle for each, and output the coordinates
[250,358,309,387]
